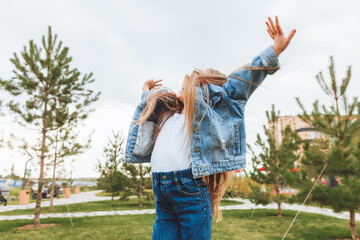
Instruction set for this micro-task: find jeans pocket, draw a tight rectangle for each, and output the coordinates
[195,178,209,189]
[176,181,201,196]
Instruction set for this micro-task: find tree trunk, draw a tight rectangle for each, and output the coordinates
[50,130,59,211]
[349,209,359,240]
[277,201,282,217]
[49,161,56,211]
[22,161,27,190]
[275,174,282,217]
[111,192,114,203]
[34,92,48,228]
[34,125,47,227]
[138,165,143,207]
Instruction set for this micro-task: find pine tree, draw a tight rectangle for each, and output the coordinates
[248,105,300,216]
[296,57,360,239]
[0,26,100,227]
[122,162,152,207]
[96,131,130,203]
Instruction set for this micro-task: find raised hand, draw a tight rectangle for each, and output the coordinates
[266,16,296,56]
[142,79,163,92]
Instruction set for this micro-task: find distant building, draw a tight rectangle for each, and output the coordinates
[274,115,326,142]
[274,116,341,187]
[270,115,327,169]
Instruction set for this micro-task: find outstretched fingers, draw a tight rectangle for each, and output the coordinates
[287,29,296,42]
[268,17,278,34]
[153,79,163,88]
[153,79,163,83]
[275,16,284,35]
[266,21,275,37]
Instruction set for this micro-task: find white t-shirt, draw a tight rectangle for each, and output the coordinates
[150,113,192,172]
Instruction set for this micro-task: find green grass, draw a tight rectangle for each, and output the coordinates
[221,199,244,206]
[6,196,66,206]
[0,209,357,239]
[0,198,155,216]
[94,191,113,197]
[6,198,48,205]
[0,197,243,216]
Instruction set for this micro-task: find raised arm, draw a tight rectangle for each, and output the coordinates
[223,16,296,101]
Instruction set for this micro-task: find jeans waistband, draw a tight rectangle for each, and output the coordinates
[152,168,193,184]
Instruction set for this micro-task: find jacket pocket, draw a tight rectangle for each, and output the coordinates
[207,95,230,124]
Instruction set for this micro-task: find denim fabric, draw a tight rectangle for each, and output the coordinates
[125,46,280,178]
[152,168,212,240]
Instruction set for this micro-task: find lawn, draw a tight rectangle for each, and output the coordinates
[0,209,356,239]
[0,198,243,216]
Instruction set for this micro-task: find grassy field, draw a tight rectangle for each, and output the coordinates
[0,209,356,239]
[0,198,243,216]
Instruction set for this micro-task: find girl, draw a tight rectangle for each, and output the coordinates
[125,16,296,240]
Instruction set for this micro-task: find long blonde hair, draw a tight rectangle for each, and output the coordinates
[135,68,236,222]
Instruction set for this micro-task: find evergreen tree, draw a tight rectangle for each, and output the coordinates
[296,57,360,240]
[0,26,100,227]
[122,162,152,207]
[96,131,130,203]
[248,105,300,216]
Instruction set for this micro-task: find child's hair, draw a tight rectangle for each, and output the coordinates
[134,66,275,222]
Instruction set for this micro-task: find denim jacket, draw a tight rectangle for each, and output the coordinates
[124,46,280,178]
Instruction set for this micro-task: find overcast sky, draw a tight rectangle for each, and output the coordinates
[0,0,359,178]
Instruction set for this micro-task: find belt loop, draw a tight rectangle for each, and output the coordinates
[173,171,180,185]
[160,173,164,183]
[177,171,180,185]
[156,173,161,185]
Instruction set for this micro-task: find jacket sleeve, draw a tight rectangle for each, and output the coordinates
[222,45,280,101]
[141,89,150,102]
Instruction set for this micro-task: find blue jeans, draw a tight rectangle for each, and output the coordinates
[152,168,213,240]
